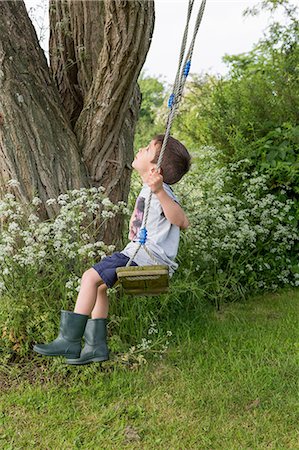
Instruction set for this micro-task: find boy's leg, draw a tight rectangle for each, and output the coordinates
[91,284,109,319]
[34,268,107,359]
[66,275,109,365]
[74,268,105,316]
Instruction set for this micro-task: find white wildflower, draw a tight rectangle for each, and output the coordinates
[4,194,15,200]
[57,194,69,202]
[148,327,158,335]
[8,222,20,232]
[28,214,39,223]
[7,179,20,187]
[46,198,57,206]
[101,211,115,219]
[0,281,5,294]
[102,198,112,207]
[32,197,42,206]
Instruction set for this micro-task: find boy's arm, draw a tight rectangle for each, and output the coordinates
[128,210,137,240]
[147,167,189,229]
[155,189,189,229]
[129,210,135,230]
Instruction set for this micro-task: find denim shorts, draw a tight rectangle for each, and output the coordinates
[92,252,138,288]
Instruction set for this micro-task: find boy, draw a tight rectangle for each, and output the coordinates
[33,134,191,365]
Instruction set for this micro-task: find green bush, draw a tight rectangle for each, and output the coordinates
[172,1,299,173]
[174,146,299,307]
[248,123,299,196]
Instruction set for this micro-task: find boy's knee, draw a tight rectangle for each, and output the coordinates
[98,283,108,291]
[82,268,104,287]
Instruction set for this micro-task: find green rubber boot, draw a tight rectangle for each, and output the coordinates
[33,310,88,359]
[66,318,109,365]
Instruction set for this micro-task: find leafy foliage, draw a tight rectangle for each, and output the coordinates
[135,73,166,150]
[248,123,299,195]
[174,1,299,161]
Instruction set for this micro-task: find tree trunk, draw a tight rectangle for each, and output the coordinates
[49,0,153,241]
[0,0,88,219]
[0,0,154,243]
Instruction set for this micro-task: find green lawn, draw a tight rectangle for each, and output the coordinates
[0,289,298,449]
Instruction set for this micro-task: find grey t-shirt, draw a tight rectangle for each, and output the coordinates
[121,183,180,275]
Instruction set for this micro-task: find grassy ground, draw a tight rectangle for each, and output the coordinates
[0,289,298,449]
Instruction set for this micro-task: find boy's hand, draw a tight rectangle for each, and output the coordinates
[148,167,163,194]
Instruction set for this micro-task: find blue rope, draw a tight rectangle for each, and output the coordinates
[168,60,192,107]
[184,60,191,77]
[168,93,175,108]
[139,228,147,245]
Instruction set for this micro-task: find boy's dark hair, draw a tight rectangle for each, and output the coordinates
[151,134,191,185]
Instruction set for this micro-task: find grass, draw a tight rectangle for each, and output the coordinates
[0,288,298,449]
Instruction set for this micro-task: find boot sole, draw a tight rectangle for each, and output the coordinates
[33,346,79,359]
[65,356,109,365]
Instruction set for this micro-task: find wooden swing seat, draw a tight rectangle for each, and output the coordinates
[116,265,169,296]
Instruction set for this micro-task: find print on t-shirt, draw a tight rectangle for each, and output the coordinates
[129,195,145,240]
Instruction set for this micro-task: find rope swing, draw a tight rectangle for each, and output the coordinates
[117,0,207,295]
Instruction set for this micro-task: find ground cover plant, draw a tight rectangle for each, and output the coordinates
[0,288,298,448]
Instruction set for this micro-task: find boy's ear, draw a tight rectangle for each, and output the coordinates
[151,165,163,176]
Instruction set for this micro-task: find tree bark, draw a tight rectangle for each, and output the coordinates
[0,0,88,219]
[49,0,154,241]
[0,0,154,243]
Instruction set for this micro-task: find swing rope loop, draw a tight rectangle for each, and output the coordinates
[126,0,206,268]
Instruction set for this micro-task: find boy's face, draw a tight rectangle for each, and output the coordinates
[132,140,160,176]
